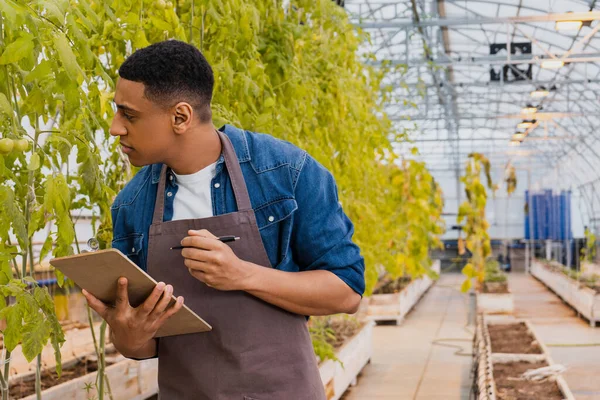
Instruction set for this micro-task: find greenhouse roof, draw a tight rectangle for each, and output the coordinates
[346,0,600,216]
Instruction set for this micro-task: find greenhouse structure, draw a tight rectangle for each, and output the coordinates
[1,0,600,399]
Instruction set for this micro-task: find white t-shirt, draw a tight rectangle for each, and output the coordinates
[171,162,218,221]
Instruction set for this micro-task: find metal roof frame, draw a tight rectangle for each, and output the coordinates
[346,0,600,230]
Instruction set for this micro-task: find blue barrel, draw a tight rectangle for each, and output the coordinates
[560,191,573,240]
[524,189,573,242]
[525,190,531,240]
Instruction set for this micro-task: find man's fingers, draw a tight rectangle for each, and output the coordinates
[183,257,208,271]
[139,282,166,315]
[180,234,220,251]
[152,284,173,316]
[188,269,213,287]
[188,229,217,239]
[156,296,184,326]
[82,289,109,319]
[114,277,130,312]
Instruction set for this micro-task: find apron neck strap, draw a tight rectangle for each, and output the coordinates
[152,130,252,224]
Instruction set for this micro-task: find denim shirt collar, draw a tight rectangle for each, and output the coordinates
[150,124,251,184]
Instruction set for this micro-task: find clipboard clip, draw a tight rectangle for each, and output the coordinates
[81,237,100,253]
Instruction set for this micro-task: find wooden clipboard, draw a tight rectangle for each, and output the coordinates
[50,249,212,337]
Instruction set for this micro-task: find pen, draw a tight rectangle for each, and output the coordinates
[170,235,241,249]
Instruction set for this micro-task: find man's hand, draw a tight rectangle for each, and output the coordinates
[82,277,184,358]
[180,229,255,291]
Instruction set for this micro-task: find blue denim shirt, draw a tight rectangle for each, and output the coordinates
[110,124,365,295]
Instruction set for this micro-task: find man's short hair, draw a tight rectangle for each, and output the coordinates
[118,40,214,122]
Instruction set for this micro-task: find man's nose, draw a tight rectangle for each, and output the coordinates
[109,117,126,137]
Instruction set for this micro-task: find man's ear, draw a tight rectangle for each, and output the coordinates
[172,102,194,134]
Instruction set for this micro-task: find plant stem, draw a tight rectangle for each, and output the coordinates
[3,350,10,383]
[0,366,7,400]
[87,305,99,356]
[104,370,114,400]
[35,354,41,400]
[6,238,21,280]
[97,320,107,400]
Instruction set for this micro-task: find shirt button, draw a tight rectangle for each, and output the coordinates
[169,175,173,181]
[268,216,275,222]
[214,183,221,188]
[131,247,135,252]
[167,192,173,197]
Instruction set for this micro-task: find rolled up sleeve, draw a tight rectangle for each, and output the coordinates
[291,154,365,296]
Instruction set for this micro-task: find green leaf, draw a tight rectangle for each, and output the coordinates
[34,287,65,376]
[0,259,12,285]
[24,60,53,84]
[55,269,66,287]
[39,235,54,264]
[0,0,18,24]
[41,0,65,24]
[2,303,24,351]
[460,279,472,293]
[132,30,150,49]
[28,207,46,238]
[22,315,51,362]
[0,35,34,65]
[0,187,27,245]
[0,93,12,116]
[28,153,40,171]
[150,16,171,31]
[462,263,475,278]
[53,32,83,82]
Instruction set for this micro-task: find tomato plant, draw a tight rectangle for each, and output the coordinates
[458,153,495,292]
[1,0,446,395]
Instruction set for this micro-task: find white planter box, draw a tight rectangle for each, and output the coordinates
[476,292,515,315]
[367,260,440,324]
[319,321,374,400]
[474,315,575,400]
[531,260,600,326]
[14,358,158,400]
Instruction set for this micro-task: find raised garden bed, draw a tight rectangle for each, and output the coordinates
[317,319,374,400]
[366,260,440,324]
[531,259,600,327]
[9,354,158,400]
[473,315,574,400]
[476,281,515,315]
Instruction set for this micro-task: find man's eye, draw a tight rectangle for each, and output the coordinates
[123,113,134,121]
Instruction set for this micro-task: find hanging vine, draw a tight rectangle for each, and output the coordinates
[458,153,495,292]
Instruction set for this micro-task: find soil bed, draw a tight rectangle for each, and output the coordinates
[372,276,411,294]
[493,361,563,400]
[325,318,366,349]
[10,358,116,399]
[482,281,510,294]
[488,323,542,354]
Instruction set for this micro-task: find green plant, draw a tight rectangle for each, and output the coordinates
[371,159,444,292]
[0,1,127,398]
[484,259,507,283]
[309,317,340,365]
[1,0,445,389]
[458,153,495,292]
[505,165,517,196]
[581,227,596,264]
[309,315,362,364]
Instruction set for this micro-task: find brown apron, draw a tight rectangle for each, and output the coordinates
[147,131,326,400]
